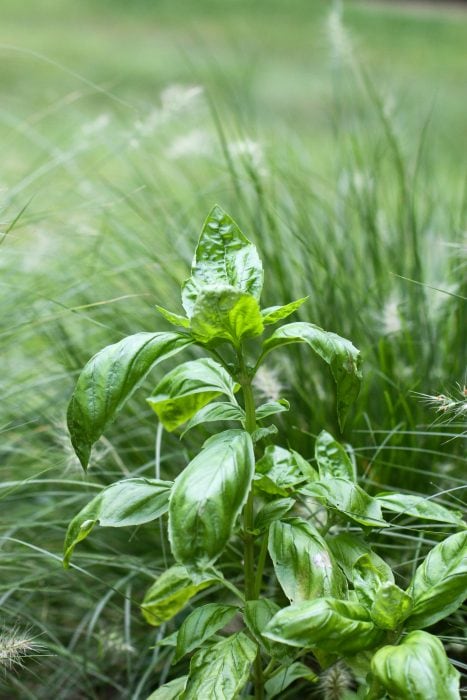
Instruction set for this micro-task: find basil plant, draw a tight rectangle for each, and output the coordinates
[64,206,466,699]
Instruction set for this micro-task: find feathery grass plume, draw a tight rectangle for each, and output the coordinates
[416,383,467,428]
[253,365,285,402]
[319,661,354,700]
[0,625,42,672]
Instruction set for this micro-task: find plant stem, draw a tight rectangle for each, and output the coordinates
[239,348,265,700]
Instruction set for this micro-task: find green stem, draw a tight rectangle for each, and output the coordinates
[254,533,269,598]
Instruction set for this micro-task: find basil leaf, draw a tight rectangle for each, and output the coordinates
[303,478,388,528]
[256,399,290,420]
[315,430,355,481]
[352,553,394,608]
[155,306,191,328]
[264,662,318,699]
[182,632,257,700]
[147,358,238,431]
[370,582,413,630]
[63,477,172,567]
[261,321,362,429]
[255,446,307,494]
[371,631,460,700]
[261,297,308,325]
[174,603,238,662]
[181,402,245,437]
[269,518,347,603]
[264,598,383,654]
[146,676,188,700]
[141,565,217,627]
[253,497,296,532]
[169,430,255,567]
[327,533,394,583]
[190,286,264,346]
[243,599,294,659]
[67,331,193,469]
[376,492,465,527]
[406,530,467,629]
[182,205,263,316]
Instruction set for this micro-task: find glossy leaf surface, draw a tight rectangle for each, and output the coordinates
[181,402,245,437]
[261,297,308,325]
[190,285,264,345]
[253,497,296,532]
[63,477,172,567]
[147,358,238,431]
[327,533,394,583]
[315,430,355,481]
[155,306,190,328]
[304,478,387,528]
[256,399,290,420]
[264,663,318,699]
[182,205,263,316]
[269,518,346,603]
[264,598,383,654]
[169,430,255,567]
[175,603,238,662]
[376,492,465,527]
[68,331,193,468]
[406,530,467,629]
[261,322,362,428]
[141,565,216,627]
[182,632,257,700]
[255,446,306,496]
[371,631,460,700]
[146,677,187,700]
[370,582,413,630]
[243,599,295,661]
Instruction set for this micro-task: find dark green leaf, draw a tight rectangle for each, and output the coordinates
[190,286,264,345]
[315,430,355,481]
[370,582,413,630]
[146,676,187,700]
[261,322,362,429]
[169,430,255,567]
[327,533,393,583]
[141,565,216,627]
[264,598,383,654]
[256,399,290,420]
[182,205,263,316]
[155,306,190,328]
[303,478,388,528]
[63,478,172,567]
[174,603,238,662]
[147,358,238,431]
[371,631,460,700]
[261,297,308,325]
[243,599,289,659]
[376,493,465,527]
[406,530,467,629]
[264,662,318,698]
[268,518,347,603]
[68,331,193,469]
[253,498,296,532]
[255,446,306,494]
[182,632,257,700]
[181,402,245,437]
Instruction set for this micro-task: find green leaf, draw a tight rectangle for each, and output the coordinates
[268,518,347,603]
[376,492,465,527]
[370,582,413,630]
[67,331,193,469]
[327,533,394,583]
[352,553,394,607]
[264,662,318,699]
[405,530,467,629]
[146,676,188,700]
[141,565,216,627]
[190,286,264,345]
[169,430,255,567]
[182,632,257,700]
[174,603,238,662]
[63,478,172,567]
[251,425,278,444]
[147,358,238,432]
[261,297,308,325]
[261,322,362,429]
[256,399,290,420]
[264,598,383,654]
[255,446,307,495]
[182,205,263,316]
[303,478,388,528]
[371,631,461,700]
[155,306,190,329]
[181,402,245,437]
[315,430,355,481]
[253,497,296,532]
[244,599,290,659]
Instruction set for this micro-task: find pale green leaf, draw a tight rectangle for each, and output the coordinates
[190,285,264,345]
[315,430,355,481]
[63,478,172,567]
[146,676,187,700]
[406,530,467,629]
[264,598,383,654]
[268,518,347,603]
[261,296,308,325]
[327,533,394,583]
[261,322,362,429]
[182,632,257,700]
[255,446,307,495]
[174,603,238,662]
[264,662,318,698]
[141,565,216,627]
[147,358,238,431]
[253,497,295,532]
[181,402,245,437]
[155,306,190,328]
[303,478,388,528]
[352,553,394,607]
[182,205,263,316]
[371,631,460,700]
[376,492,465,527]
[67,331,193,468]
[169,430,255,567]
[370,582,413,630]
[251,425,278,444]
[256,399,290,420]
